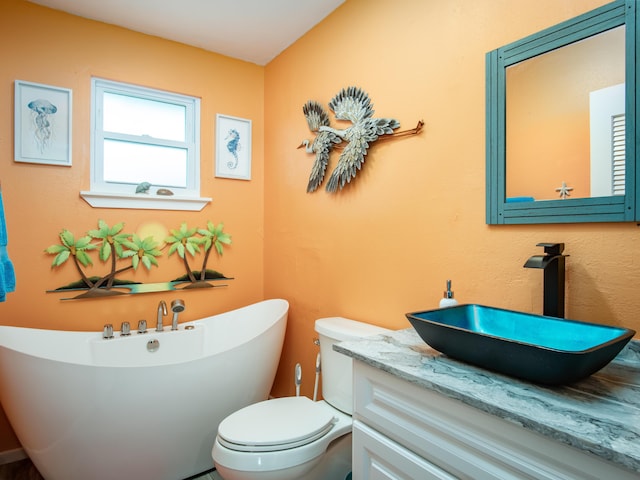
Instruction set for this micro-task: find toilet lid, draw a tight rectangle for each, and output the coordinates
[217,396,337,452]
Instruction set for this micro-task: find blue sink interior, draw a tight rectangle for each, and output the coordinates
[406,304,635,385]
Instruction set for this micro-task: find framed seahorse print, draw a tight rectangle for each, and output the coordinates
[215,113,252,180]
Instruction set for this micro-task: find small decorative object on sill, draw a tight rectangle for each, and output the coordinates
[299,86,423,193]
[555,181,573,199]
[156,188,174,196]
[135,181,151,194]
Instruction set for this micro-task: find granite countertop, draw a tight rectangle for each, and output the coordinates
[335,328,640,474]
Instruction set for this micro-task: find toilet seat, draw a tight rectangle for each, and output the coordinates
[217,396,337,452]
[213,399,353,475]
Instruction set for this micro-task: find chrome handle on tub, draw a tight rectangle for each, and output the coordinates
[103,324,114,340]
[120,321,131,336]
[137,320,147,334]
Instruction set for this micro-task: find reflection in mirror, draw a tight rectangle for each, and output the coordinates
[506,26,625,202]
[486,0,637,224]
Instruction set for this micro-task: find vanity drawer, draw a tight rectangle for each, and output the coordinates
[353,420,455,480]
[353,361,638,480]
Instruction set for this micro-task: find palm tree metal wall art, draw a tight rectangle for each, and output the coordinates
[165,221,232,288]
[45,220,232,300]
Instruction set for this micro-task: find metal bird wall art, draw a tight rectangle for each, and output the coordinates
[299,86,423,193]
[299,100,342,193]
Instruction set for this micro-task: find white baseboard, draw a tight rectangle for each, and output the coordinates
[0,447,27,465]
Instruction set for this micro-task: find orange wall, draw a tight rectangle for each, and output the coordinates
[2,0,640,456]
[264,0,640,399]
[0,0,265,450]
[0,0,267,329]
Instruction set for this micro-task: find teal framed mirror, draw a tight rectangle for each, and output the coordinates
[486,0,638,224]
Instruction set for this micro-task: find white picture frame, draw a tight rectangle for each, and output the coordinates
[215,114,252,180]
[15,80,72,166]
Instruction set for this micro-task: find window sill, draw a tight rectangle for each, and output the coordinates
[80,191,211,211]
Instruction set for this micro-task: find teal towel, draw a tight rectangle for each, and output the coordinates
[0,189,15,301]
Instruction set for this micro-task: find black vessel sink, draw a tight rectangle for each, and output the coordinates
[406,304,635,385]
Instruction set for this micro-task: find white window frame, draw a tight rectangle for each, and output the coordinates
[590,83,625,198]
[81,78,210,211]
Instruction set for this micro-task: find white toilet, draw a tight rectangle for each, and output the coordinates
[212,317,389,480]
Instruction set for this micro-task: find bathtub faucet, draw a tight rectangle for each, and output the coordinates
[156,300,168,332]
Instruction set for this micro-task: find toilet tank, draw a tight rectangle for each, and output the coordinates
[314,317,389,415]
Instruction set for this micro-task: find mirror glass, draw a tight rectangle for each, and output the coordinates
[506,26,625,202]
[486,0,637,224]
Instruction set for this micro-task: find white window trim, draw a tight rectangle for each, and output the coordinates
[611,113,625,196]
[79,190,210,211]
[589,83,625,198]
[82,78,210,211]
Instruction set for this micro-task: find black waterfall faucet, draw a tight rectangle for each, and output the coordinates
[523,243,568,318]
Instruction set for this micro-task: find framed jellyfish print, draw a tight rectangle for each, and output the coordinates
[215,114,252,180]
[14,80,72,166]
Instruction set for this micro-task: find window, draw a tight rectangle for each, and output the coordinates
[589,83,625,198]
[612,113,625,196]
[81,78,209,210]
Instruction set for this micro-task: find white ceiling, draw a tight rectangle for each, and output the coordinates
[27,0,345,65]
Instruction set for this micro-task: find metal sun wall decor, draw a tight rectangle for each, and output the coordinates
[45,220,232,300]
[299,86,423,193]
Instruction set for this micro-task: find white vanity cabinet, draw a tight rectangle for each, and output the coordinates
[352,361,638,480]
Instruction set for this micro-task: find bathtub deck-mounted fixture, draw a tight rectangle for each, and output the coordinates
[156,300,167,331]
[0,299,289,480]
[524,242,568,318]
[137,319,147,334]
[102,323,113,339]
[120,321,131,336]
[171,299,185,330]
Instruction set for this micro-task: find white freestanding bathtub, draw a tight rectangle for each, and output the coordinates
[0,299,288,480]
